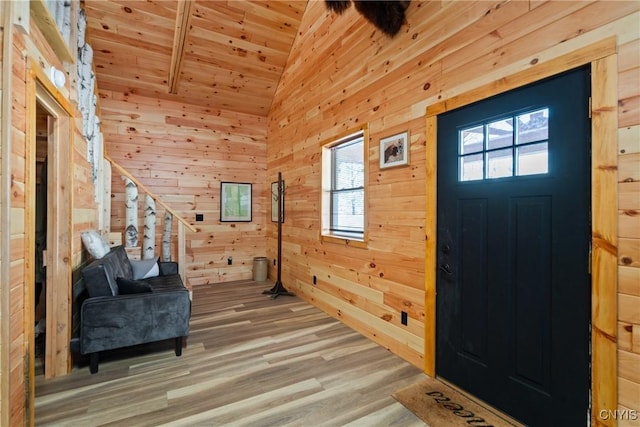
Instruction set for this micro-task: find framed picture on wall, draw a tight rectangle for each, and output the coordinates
[380,131,410,169]
[271,180,284,223]
[220,182,252,222]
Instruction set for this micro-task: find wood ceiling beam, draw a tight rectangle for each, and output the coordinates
[168,0,194,94]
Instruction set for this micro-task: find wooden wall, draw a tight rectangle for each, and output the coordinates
[1,1,638,425]
[267,0,640,420]
[1,1,99,424]
[2,13,29,427]
[616,4,640,417]
[99,92,269,285]
[619,124,640,417]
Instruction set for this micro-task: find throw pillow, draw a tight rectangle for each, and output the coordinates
[116,277,152,294]
[81,230,111,259]
[130,257,160,280]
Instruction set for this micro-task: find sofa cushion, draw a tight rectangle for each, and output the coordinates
[130,257,159,279]
[117,277,153,294]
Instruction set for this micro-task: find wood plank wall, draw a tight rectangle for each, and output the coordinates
[98,92,269,285]
[2,1,638,424]
[1,2,99,423]
[0,10,8,426]
[618,122,640,418]
[4,19,29,427]
[267,0,640,418]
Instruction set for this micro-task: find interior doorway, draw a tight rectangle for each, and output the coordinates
[26,62,75,391]
[34,103,50,375]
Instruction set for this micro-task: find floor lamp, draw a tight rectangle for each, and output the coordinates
[263,172,294,299]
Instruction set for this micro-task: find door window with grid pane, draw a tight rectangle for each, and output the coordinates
[459,108,549,181]
[321,127,367,242]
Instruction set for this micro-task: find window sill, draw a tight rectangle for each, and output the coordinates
[321,234,367,249]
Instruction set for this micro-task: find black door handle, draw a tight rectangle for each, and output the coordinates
[439,263,453,275]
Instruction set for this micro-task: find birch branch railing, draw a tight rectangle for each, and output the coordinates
[105,154,197,287]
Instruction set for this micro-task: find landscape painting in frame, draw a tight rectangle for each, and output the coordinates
[380,131,409,169]
[220,182,252,222]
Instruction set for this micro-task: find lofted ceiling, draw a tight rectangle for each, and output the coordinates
[83,0,308,117]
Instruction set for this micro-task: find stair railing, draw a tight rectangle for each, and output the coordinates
[105,154,196,290]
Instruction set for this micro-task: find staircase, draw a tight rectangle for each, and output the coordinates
[105,154,197,291]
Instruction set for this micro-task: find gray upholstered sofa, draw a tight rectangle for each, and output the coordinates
[80,245,190,373]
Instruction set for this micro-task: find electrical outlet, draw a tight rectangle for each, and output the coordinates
[313,275,317,285]
[195,213,204,222]
[227,257,232,265]
[401,311,408,326]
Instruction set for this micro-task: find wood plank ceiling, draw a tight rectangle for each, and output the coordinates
[83,0,308,117]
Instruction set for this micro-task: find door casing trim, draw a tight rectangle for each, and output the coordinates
[24,59,75,422]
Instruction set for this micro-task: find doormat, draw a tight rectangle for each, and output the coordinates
[392,376,522,427]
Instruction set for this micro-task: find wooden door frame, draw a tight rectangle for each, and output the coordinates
[25,60,74,409]
[425,37,618,425]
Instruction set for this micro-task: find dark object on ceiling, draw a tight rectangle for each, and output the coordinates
[326,0,410,37]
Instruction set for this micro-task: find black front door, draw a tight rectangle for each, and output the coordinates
[436,67,591,426]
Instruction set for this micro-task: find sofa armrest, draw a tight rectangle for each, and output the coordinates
[81,264,115,297]
[80,290,190,355]
[81,246,133,297]
[159,261,178,276]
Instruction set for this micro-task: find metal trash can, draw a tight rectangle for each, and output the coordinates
[253,257,269,281]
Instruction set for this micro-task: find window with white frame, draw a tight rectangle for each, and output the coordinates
[321,126,368,242]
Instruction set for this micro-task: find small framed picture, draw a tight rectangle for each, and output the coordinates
[220,182,252,222]
[271,181,284,223]
[380,131,409,169]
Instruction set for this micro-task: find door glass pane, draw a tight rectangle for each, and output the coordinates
[487,148,513,178]
[460,153,484,181]
[517,109,549,144]
[460,126,483,154]
[458,107,549,182]
[487,118,513,150]
[517,142,548,176]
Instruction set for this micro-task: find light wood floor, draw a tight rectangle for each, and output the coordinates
[35,280,427,426]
